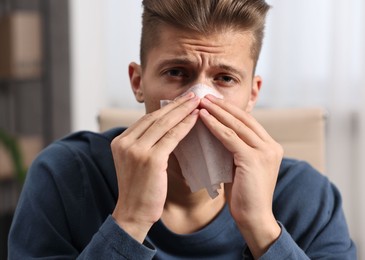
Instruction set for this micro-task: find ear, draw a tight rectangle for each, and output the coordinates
[129,62,144,103]
[245,75,262,112]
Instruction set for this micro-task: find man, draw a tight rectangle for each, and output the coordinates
[9,0,356,259]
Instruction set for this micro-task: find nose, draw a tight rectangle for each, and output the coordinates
[189,74,213,90]
[183,83,223,99]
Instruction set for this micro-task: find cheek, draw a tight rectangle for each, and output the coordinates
[143,90,181,113]
[229,97,249,110]
[146,88,189,107]
[144,95,162,113]
[224,89,251,110]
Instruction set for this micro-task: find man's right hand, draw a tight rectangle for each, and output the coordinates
[111,92,200,243]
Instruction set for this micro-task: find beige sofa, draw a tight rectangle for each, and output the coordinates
[98,107,326,173]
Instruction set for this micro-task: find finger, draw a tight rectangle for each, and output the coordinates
[203,95,271,141]
[152,109,200,154]
[200,98,263,147]
[136,95,200,148]
[199,109,251,154]
[116,92,197,146]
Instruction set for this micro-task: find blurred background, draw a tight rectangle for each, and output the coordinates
[0,0,364,258]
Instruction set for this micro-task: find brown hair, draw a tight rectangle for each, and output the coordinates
[140,0,270,70]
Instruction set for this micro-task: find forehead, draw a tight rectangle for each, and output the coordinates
[145,24,254,70]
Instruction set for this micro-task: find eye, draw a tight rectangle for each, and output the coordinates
[215,74,237,85]
[161,68,191,85]
[219,75,234,82]
[165,68,188,78]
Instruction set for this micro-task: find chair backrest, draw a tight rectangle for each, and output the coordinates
[98,107,326,173]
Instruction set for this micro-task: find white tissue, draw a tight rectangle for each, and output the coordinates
[161,84,233,198]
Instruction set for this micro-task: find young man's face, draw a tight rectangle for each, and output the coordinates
[130,24,261,113]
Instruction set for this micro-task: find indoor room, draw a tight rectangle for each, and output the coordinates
[1,0,364,258]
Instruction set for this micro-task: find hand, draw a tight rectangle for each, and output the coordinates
[111,92,200,243]
[199,95,283,258]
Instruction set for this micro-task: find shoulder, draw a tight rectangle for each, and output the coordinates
[274,158,347,246]
[10,128,128,253]
[33,127,126,170]
[45,127,126,155]
[20,127,127,224]
[276,158,330,196]
[25,127,127,195]
[274,158,337,225]
[275,158,336,209]
[278,158,329,186]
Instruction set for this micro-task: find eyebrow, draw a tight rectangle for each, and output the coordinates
[217,64,246,79]
[156,58,247,79]
[155,58,193,71]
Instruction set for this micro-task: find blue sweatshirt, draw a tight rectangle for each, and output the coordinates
[8,128,356,259]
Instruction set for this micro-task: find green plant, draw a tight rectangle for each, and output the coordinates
[0,129,27,183]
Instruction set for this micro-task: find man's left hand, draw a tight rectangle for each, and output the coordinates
[199,94,283,259]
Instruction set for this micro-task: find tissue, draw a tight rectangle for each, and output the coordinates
[161,84,233,198]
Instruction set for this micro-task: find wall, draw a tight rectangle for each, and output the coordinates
[70,0,143,132]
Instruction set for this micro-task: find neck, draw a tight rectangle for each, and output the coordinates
[165,153,223,206]
[162,155,226,234]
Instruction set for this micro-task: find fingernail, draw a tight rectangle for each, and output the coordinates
[200,109,210,116]
[205,94,217,100]
[191,109,199,115]
[190,95,200,102]
[184,92,195,99]
[201,97,212,104]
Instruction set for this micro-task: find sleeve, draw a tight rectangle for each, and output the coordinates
[242,223,310,260]
[77,216,156,259]
[242,161,357,260]
[258,217,356,260]
[7,143,156,260]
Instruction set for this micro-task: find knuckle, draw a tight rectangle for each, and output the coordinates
[110,137,121,152]
[141,112,156,123]
[222,128,237,140]
[136,151,164,170]
[111,137,144,161]
[125,143,144,159]
[265,142,284,161]
[153,118,165,128]
[125,143,160,166]
[164,128,178,140]
[154,116,173,129]
[169,99,179,106]
[111,136,129,151]
[181,101,197,113]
